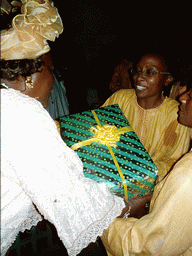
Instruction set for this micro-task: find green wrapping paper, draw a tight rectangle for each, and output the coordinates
[60,104,158,199]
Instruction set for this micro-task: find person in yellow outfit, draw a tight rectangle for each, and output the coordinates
[102,53,192,179]
[101,86,192,256]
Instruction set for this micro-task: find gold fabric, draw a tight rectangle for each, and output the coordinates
[1,0,63,60]
[54,120,60,134]
[102,89,192,179]
[101,151,192,256]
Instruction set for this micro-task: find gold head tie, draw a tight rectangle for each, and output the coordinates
[1,0,63,60]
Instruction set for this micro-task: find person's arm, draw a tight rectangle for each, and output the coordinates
[101,152,192,256]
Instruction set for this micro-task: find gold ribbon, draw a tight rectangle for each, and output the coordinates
[71,110,133,200]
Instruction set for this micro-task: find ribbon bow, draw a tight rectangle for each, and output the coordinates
[90,124,125,147]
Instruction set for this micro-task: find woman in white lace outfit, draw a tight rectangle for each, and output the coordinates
[0,1,129,255]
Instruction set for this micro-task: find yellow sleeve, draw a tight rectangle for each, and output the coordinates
[101,89,135,109]
[101,152,192,256]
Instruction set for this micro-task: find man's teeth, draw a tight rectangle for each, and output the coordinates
[137,86,146,90]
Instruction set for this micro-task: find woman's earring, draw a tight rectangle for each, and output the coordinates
[25,76,33,89]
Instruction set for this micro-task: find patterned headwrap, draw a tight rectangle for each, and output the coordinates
[1,0,63,60]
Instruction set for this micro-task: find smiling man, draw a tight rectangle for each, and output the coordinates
[102,53,192,179]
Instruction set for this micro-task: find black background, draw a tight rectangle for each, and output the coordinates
[51,0,192,113]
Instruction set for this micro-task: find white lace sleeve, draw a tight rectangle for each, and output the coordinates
[1,173,43,256]
[2,89,125,256]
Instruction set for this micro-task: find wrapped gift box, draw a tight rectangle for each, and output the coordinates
[60,104,158,200]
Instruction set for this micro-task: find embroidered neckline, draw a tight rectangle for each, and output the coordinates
[134,93,168,111]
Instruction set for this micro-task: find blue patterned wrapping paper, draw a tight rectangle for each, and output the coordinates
[60,104,158,199]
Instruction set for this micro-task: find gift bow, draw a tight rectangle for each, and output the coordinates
[71,110,134,200]
[71,124,132,150]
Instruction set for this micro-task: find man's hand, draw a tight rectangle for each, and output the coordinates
[128,194,152,219]
[118,194,152,219]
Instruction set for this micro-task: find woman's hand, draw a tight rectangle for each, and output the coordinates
[118,194,152,219]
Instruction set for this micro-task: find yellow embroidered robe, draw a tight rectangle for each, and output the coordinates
[101,151,192,256]
[102,89,192,179]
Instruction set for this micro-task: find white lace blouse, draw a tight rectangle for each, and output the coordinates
[1,89,124,256]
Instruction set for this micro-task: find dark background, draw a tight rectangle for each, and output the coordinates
[51,0,192,113]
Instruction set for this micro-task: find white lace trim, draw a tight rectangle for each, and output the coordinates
[1,204,42,256]
[62,196,123,256]
[19,204,43,233]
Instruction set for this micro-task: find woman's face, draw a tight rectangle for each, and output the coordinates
[2,53,55,108]
[178,88,192,127]
[133,55,169,101]
[23,53,54,108]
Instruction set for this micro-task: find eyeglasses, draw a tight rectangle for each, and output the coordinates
[131,67,170,78]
